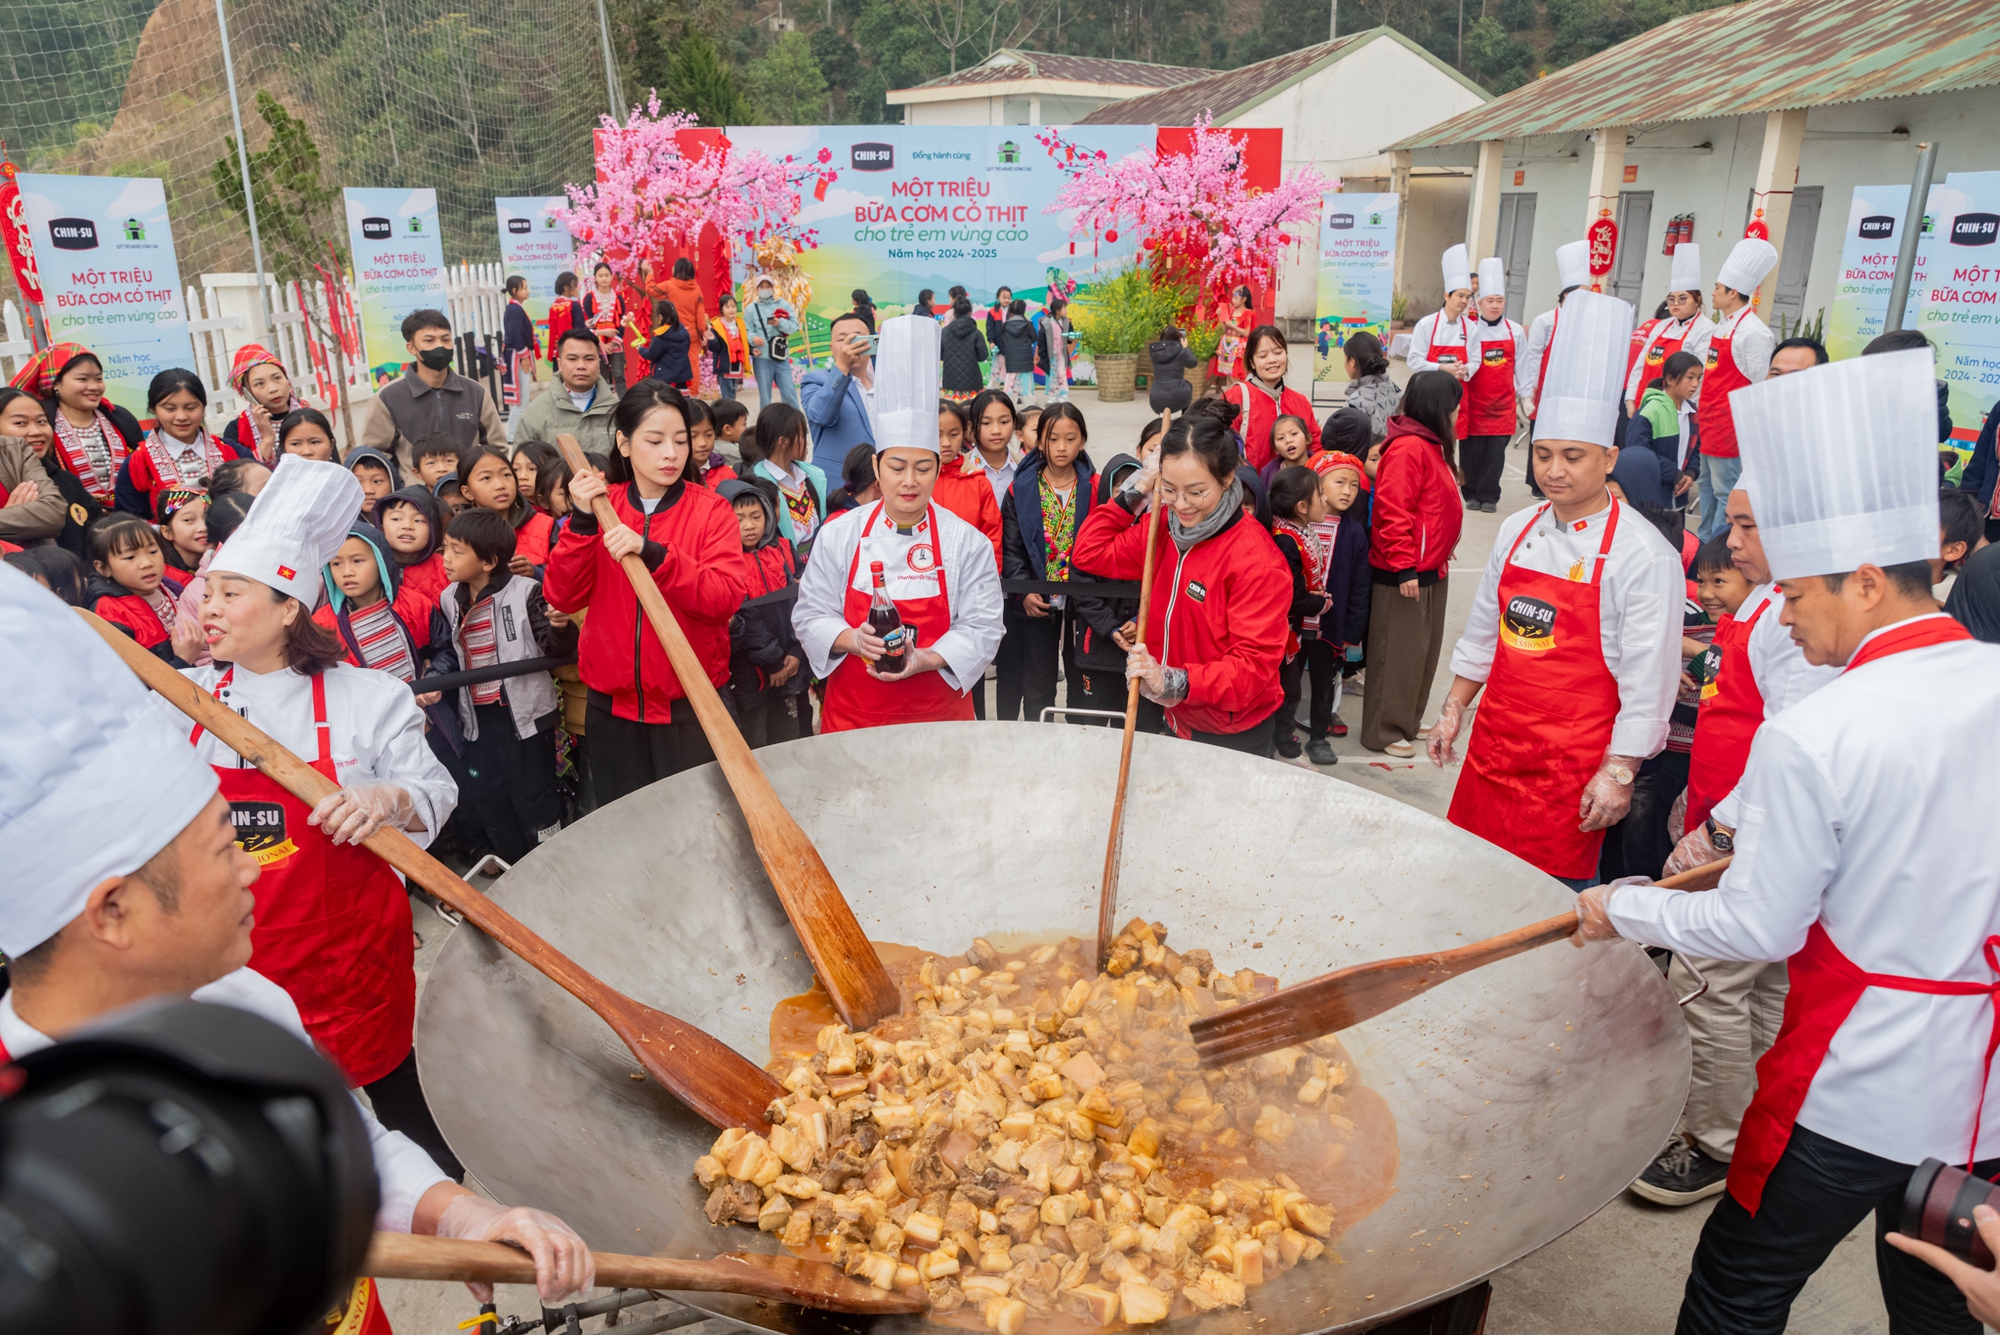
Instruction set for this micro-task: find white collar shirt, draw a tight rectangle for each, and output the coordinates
[1706,581,1842,829]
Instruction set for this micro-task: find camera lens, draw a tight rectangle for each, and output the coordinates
[1903,1158,2000,1267]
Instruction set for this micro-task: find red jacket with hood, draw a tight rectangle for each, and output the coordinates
[1224,379,1320,474]
[543,478,751,723]
[1367,415,1463,585]
[1072,489,1290,738]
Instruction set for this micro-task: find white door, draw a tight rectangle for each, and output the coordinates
[1770,186,1824,334]
[1612,191,1654,306]
[1496,193,1536,323]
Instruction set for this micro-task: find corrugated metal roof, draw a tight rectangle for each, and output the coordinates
[899,49,1214,93]
[1395,0,2000,149]
[1076,28,1484,127]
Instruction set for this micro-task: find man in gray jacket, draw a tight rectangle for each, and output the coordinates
[0,434,66,546]
[363,308,504,475]
[744,274,801,410]
[513,327,620,459]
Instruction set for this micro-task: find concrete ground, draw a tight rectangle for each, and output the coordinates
[378,382,1912,1333]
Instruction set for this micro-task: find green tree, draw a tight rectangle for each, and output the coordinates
[212,91,345,284]
[1464,14,1535,91]
[746,32,829,126]
[663,31,747,126]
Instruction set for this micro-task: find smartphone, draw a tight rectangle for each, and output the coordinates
[860,334,880,354]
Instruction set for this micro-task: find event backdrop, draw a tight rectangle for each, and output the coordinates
[16,173,194,416]
[722,124,1153,354]
[1913,170,2000,458]
[1313,191,1398,381]
[495,196,574,332]
[344,187,448,383]
[1826,182,1939,363]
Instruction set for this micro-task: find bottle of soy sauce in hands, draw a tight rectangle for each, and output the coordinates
[867,561,906,673]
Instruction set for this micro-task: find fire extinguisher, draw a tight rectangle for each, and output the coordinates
[1663,215,1681,256]
[1678,214,1695,248]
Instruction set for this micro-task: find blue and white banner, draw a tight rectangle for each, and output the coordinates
[344,187,448,383]
[495,196,574,332]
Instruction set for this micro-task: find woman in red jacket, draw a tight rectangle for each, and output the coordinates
[1361,371,1465,757]
[544,380,752,805]
[1072,407,1290,753]
[1223,326,1320,473]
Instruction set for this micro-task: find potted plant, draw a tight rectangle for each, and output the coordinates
[1071,263,1186,403]
[1184,321,1223,399]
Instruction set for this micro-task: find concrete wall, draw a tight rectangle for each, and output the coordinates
[1409,86,2000,327]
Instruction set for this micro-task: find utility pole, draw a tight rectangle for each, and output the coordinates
[1329,0,1336,41]
[216,0,273,337]
[595,0,625,123]
[1885,140,1939,334]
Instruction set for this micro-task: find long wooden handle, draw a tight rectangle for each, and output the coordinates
[1096,408,1171,965]
[552,434,899,1031]
[1433,855,1737,969]
[80,610,782,1130]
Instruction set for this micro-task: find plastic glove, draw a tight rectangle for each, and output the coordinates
[434,1192,596,1305]
[1576,759,1637,832]
[1664,822,1721,877]
[1126,644,1186,706]
[1570,874,1653,947]
[308,783,419,847]
[1426,696,1466,768]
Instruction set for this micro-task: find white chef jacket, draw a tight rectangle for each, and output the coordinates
[1610,623,2000,1164]
[1706,581,1841,830]
[1449,495,1684,757]
[793,500,1005,694]
[1682,307,1773,386]
[0,968,450,1232]
[1623,313,1715,409]
[1520,306,1558,410]
[168,662,456,848]
[1404,310,1477,375]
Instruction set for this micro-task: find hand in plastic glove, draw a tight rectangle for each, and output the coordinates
[1126,644,1186,706]
[1663,822,1721,877]
[434,1191,596,1305]
[1570,875,1652,948]
[1426,696,1466,768]
[1887,1204,2000,1328]
[1576,758,1637,832]
[308,783,419,846]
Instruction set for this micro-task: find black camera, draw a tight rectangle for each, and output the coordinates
[1904,1158,2000,1267]
[0,999,377,1335]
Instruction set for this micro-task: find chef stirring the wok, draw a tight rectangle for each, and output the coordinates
[794,314,1004,733]
[1572,349,2000,1334]
[0,566,596,1310]
[1427,289,1684,888]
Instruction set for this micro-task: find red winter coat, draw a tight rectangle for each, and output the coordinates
[1224,379,1320,474]
[1367,416,1463,584]
[88,569,187,656]
[312,584,436,672]
[934,459,1004,571]
[396,552,450,604]
[543,480,751,723]
[1072,494,1289,738]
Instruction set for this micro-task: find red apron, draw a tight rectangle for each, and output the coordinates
[1682,589,1774,831]
[1727,615,1988,1215]
[1448,500,1624,879]
[192,670,416,1087]
[1696,311,1752,459]
[1458,325,1518,438]
[1624,319,1691,412]
[819,503,976,734]
[1424,312,1473,378]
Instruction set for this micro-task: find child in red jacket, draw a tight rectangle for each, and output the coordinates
[719,476,808,747]
[544,380,751,804]
[84,512,200,664]
[315,519,436,682]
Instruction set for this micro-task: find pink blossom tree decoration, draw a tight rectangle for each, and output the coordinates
[1047,114,1332,303]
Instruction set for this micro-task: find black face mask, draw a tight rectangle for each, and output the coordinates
[417,347,455,372]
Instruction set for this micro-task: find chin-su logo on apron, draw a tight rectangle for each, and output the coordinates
[230,800,299,865]
[1501,595,1558,652]
[1483,346,1508,366]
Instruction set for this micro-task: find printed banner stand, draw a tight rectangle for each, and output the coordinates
[16,173,195,417]
[344,187,448,385]
[495,196,574,334]
[1313,192,1397,384]
[1826,183,1939,363]
[1913,170,2000,462]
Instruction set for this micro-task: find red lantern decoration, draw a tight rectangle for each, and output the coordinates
[1105,229,1119,243]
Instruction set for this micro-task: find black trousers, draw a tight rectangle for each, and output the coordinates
[736,690,810,748]
[1598,748,1690,882]
[585,691,721,806]
[1275,638,1338,747]
[981,606,1032,721]
[1192,707,1278,756]
[460,705,559,864]
[1459,434,1509,506]
[363,1049,465,1181]
[1679,1122,1993,1334]
[1015,606,1076,722]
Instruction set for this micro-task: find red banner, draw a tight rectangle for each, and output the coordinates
[1587,217,1618,277]
[0,158,46,309]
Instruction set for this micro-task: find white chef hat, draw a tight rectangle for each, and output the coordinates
[1555,240,1591,291]
[872,313,940,454]
[1531,288,1635,449]
[1441,244,1472,295]
[0,566,219,956]
[1717,238,1778,296]
[1669,241,1703,294]
[1731,347,1940,580]
[208,456,363,609]
[1476,257,1506,298]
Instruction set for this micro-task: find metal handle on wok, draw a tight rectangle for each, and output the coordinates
[1674,955,1709,1008]
[429,854,515,928]
[1039,707,1129,724]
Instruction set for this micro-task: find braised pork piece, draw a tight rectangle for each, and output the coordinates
[697,921,1382,1329]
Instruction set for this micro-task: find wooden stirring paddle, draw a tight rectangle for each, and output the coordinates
[365,1233,924,1314]
[81,610,784,1132]
[1097,407,1172,968]
[555,433,900,1031]
[1189,857,1734,1067]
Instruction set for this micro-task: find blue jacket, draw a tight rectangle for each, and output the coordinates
[1318,510,1372,648]
[1960,399,2000,511]
[1001,451,1097,591]
[639,324,692,384]
[1617,393,1687,511]
[799,367,875,473]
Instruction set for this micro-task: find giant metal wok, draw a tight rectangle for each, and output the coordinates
[416,723,1689,1332]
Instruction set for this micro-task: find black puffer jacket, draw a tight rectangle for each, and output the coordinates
[999,316,1037,372]
[1069,452,1143,673]
[941,315,989,396]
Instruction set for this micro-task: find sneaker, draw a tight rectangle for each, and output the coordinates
[1383,739,1416,758]
[1307,737,1337,766]
[1480,501,1498,512]
[1330,714,1349,738]
[1630,1138,1730,1206]
[1276,734,1303,759]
